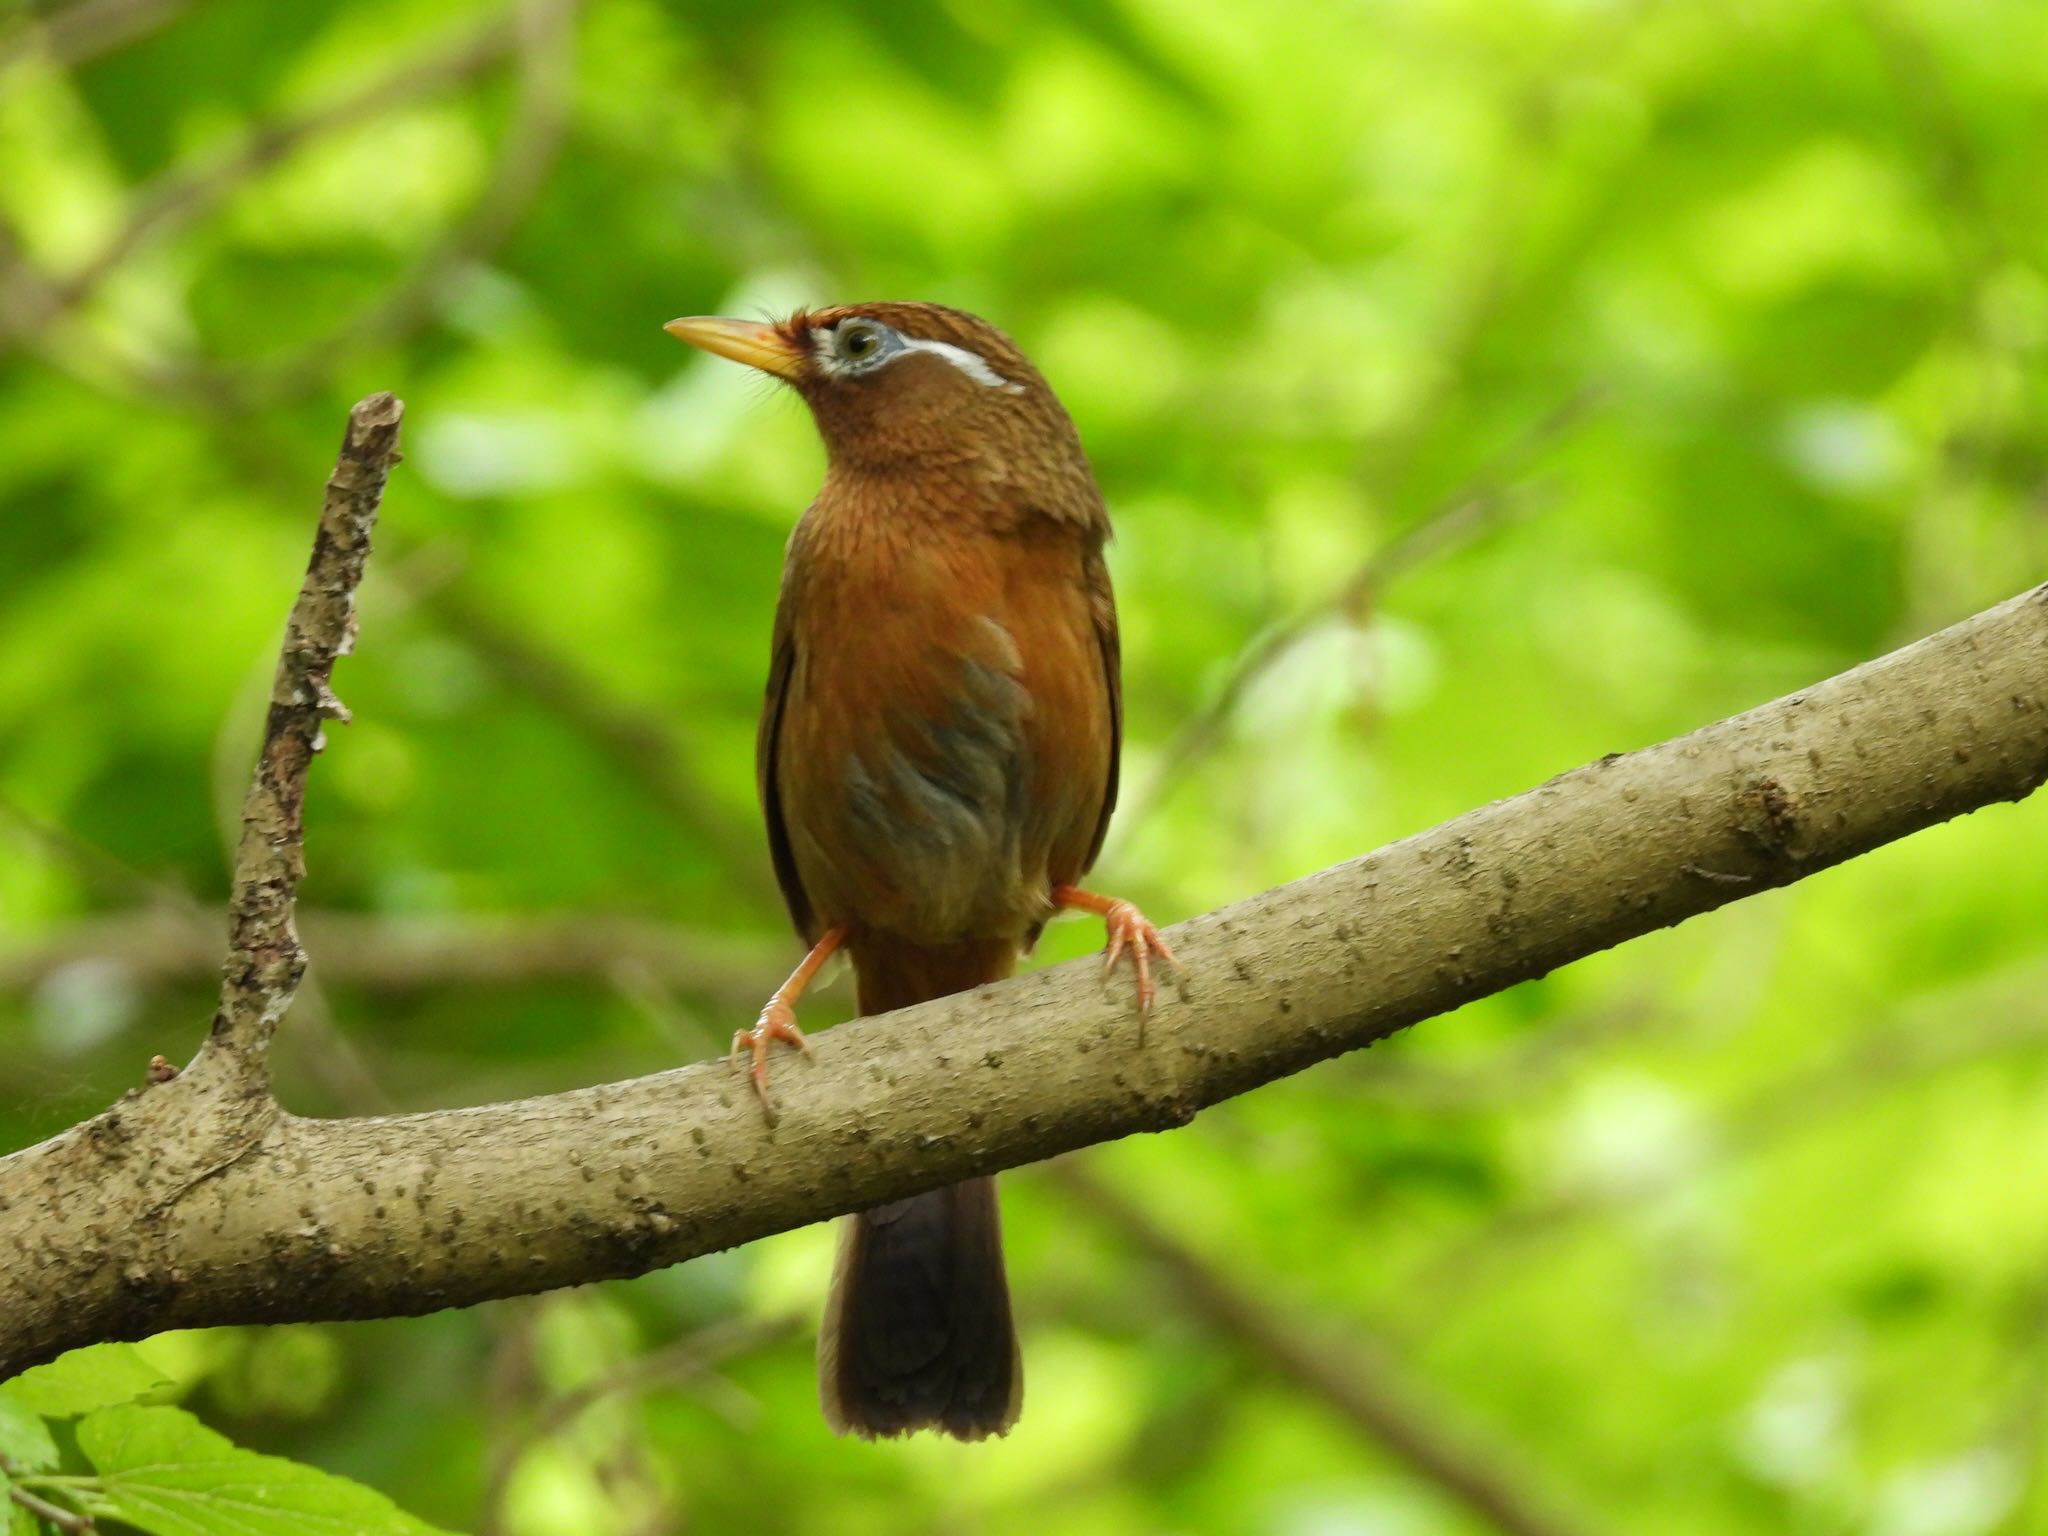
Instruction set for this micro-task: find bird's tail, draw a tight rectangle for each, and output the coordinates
[819,938,1022,1441]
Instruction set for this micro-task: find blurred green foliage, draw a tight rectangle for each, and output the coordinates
[3,0,2047,1532]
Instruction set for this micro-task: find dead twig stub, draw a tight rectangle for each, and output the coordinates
[203,393,403,1087]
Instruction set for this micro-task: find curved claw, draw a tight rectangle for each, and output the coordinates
[732,998,812,1121]
[1098,898,1179,1021]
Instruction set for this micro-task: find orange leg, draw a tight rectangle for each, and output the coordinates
[1051,885,1180,1021]
[735,926,843,1119]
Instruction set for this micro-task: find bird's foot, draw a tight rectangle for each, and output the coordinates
[732,998,812,1123]
[1100,899,1179,1020]
[1052,885,1181,1027]
[732,927,844,1124]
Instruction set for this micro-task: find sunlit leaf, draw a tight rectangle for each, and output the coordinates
[77,1405,457,1536]
[1,1345,170,1419]
[0,1392,58,1472]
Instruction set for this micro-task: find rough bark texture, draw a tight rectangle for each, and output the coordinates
[209,389,398,1090]
[2,407,2044,1378]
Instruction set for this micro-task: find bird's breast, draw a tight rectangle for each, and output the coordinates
[772,515,1111,946]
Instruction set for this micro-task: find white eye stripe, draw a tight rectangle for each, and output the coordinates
[898,335,1025,394]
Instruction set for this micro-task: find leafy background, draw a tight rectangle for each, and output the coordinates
[3,0,2047,1532]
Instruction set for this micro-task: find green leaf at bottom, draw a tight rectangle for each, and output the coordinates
[77,1403,457,1536]
[0,1394,58,1472]
[1,1344,170,1418]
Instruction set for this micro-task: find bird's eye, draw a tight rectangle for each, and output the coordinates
[840,325,879,359]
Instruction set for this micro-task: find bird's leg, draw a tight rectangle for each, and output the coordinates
[735,926,844,1120]
[1050,885,1180,1022]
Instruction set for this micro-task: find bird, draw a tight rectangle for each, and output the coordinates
[665,301,1175,1442]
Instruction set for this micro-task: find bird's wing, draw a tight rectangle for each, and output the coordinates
[1079,538,1121,873]
[758,593,818,940]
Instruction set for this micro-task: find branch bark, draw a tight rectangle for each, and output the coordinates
[3,392,2046,1382]
[204,391,399,1094]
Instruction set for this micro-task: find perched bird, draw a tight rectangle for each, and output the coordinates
[665,301,1173,1442]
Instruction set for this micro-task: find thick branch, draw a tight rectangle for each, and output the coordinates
[200,393,400,1088]
[3,561,2043,1374]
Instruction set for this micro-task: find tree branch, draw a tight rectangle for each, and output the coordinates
[2,1472,95,1535]
[3,396,2046,1381]
[199,392,401,1094]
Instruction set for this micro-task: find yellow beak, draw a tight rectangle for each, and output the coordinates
[663,316,806,381]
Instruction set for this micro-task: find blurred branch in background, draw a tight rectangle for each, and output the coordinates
[0,791,400,1114]
[1410,955,2048,1316]
[0,0,580,407]
[477,1310,801,1536]
[1054,1162,1612,1536]
[0,905,780,1013]
[1857,0,2008,287]
[14,8,528,325]
[0,892,1654,1115]
[394,555,784,912]
[1992,1257,2048,1536]
[204,0,582,407]
[1854,0,2046,633]
[1117,52,1615,844]
[1122,384,1605,836]
[0,0,188,74]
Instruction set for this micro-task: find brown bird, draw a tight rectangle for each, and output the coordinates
[665,301,1174,1441]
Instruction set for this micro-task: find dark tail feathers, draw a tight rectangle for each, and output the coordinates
[818,1175,1020,1440]
[821,938,1022,1440]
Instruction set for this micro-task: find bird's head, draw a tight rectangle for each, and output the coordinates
[665,303,1093,498]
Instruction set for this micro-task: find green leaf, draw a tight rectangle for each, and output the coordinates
[0,1392,57,1472]
[0,1344,170,1418]
[77,1404,457,1536]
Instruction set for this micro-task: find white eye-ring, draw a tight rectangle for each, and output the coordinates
[817,320,895,377]
[817,319,1023,393]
